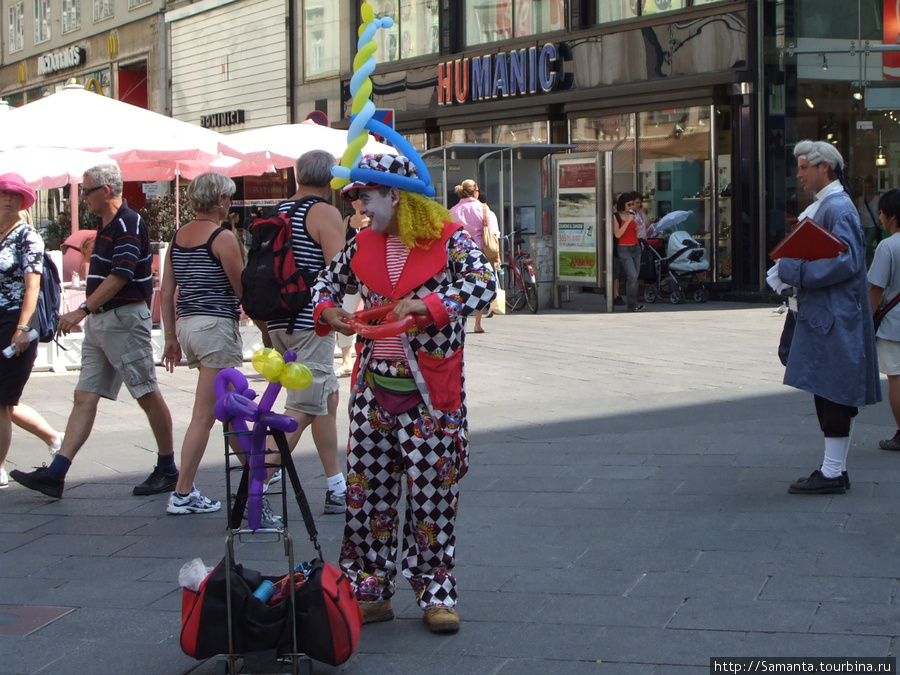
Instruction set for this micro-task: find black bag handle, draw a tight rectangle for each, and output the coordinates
[272,429,323,561]
[229,429,323,561]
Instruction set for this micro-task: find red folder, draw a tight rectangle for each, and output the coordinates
[768,217,848,261]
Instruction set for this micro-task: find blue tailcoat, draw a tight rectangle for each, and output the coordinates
[778,191,881,407]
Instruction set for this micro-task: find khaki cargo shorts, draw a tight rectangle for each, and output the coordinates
[77,302,158,400]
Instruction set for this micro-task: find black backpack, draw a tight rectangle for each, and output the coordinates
[241,197,325,331]
[16,226,61,343]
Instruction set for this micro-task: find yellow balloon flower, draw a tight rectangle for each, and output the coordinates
[280,362,313,391]
[252,348,285,383]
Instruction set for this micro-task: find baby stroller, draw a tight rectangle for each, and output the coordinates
[640,227,711,305]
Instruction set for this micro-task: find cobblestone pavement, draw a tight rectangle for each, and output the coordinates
[2,297,898,674]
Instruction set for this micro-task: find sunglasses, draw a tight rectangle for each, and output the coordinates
[80,184,106,197]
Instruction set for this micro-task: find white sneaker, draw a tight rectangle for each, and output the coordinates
[0,468,8,488]
[167,487,221,515]
[48,432,64,455]
[268,468,282,486]
[259,495,283,528]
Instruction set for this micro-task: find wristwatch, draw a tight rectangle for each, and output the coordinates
[78,302,91,315]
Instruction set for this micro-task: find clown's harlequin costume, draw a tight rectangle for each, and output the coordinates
[313,154,495,631]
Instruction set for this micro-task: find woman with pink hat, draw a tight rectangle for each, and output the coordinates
[0,173,61,488]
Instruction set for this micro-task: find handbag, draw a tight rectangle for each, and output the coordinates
[778,309,796,367]
[180,431,362,666]
[481,203,501,263]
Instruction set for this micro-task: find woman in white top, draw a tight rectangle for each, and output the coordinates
[450,179,500,333]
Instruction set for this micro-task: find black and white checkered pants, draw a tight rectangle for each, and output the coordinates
[340,381,462,608]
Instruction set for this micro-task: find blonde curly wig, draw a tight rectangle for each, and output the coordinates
[397,191,450,249]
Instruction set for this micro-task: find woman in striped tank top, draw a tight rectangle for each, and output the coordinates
[160,172,245,515]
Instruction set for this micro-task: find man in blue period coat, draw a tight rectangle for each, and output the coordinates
[769,140,881,495]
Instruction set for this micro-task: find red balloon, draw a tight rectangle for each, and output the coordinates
[347,304,433,339]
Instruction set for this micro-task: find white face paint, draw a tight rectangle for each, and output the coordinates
[357,188,397,233]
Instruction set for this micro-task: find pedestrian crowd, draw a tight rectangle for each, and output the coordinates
[1,147,496,635]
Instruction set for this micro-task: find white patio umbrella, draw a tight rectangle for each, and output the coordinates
[1,82,235,229]
[218,120,394,169]
[0,147,116,190]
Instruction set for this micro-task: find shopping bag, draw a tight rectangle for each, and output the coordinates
[491,288,506,315]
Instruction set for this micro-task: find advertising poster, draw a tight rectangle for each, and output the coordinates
[556,160,598,282]
[886,0,900,80]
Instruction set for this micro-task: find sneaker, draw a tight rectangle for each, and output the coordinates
[48,432,64,455]
[268,468,282,486]
[244,495,283,529]
[879,431,900,451]
[360,599,394,624]
[133,466,179,496]
[10,465,64,498]
[788,469,846,495]
[423,605,460,634]
[167,488,221,515]
[613,297,626,306]
[324,490,346,514]
[0,468,7,488]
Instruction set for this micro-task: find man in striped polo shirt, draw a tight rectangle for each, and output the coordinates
[11,164,177,499]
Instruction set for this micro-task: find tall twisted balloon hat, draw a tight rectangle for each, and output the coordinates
[331,1,435,198]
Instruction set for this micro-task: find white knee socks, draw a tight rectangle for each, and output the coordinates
[821,421,854,479]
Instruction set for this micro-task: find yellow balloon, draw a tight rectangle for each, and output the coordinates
[251,348,275,376]
[280,362,313,391]
[262,350,285,383]
[361,2,374,23]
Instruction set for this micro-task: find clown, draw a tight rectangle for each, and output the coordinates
[314,153,495,634]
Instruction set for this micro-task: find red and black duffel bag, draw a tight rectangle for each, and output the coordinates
[180,557,361,665]
[180,431,362,666]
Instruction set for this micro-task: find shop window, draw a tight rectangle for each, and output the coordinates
[370,0,440,63]
[33,0,51,44]
[493,121,548,144]
[595,1,638,24]
[127,0,150,8]
[8,2,24,53]
[92,0,112,22]
[404,132,428,151]
[61,0,80,33]
[443,127,492,144]
[304,0,339,78]
[796,0,879,41]
[464,0,565,47]
[639,0,685,16]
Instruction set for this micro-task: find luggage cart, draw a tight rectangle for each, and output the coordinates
[215,426,313,675]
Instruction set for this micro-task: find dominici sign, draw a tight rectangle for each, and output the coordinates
[437,43,572,106]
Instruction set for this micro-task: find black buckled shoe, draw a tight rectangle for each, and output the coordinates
[133,466,179,496]
[795,469,850,490]
[788,469,846,495]
[10,465,64,498]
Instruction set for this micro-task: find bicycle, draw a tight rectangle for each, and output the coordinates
[496,229,539,314]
